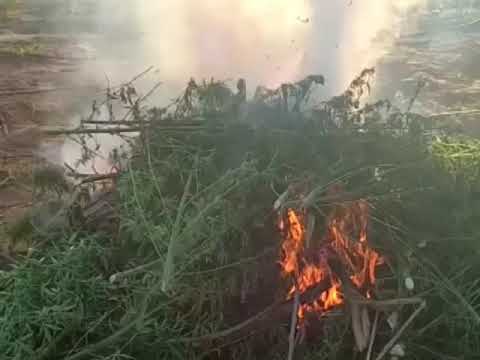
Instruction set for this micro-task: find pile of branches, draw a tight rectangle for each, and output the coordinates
[1,70,480,360]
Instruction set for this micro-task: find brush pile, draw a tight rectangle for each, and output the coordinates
[1,70,480,360]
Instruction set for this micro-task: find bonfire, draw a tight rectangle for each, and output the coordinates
[7,69,478,360]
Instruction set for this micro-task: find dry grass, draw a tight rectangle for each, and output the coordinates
[0,42,45,57]
[0,157,33,181]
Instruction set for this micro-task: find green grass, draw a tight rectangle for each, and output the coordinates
[0,233,114,359]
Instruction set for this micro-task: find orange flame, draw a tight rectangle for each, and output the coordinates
[280,209,305,275]
[279,198,382,321]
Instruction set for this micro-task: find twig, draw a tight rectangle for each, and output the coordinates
[103,66,155,94]
[427,109,480,118]
[65,135,107,162]
[406,79,425,113]
[181,247,276,276]
[461,18,480,27]
[125,66,154,86]
[81,119,205,126]
[366,311,379,360]
[171,278,332,344]
[43,127,142,136]
[44,125,206,136]
[416,314,444,335]
[77,173,119,185]
[81,120,145,126]
[374,300,427,360]
[334,258,421,313]
[121,81,163,122]
[0,176,12,187]
[352,297,424,309]
[287,284,300,360]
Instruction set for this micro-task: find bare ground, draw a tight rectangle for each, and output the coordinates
[0,31,97,250]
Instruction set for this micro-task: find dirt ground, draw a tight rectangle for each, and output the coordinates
[0,8,98,250]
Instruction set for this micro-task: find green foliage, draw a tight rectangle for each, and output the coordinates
[431,136,480,185]
[2,72,480,359]
[0,234,113,359]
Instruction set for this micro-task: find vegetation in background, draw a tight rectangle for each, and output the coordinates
[0,0,18,20]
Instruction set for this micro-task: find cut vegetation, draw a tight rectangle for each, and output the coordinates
[0,70,479,360]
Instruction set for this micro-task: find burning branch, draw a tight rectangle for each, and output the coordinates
[278,197,383,323]
[174,276,334,345]
[287,285,300,360]
[273,184,427,357]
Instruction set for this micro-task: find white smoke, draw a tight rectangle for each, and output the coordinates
[72,0,428,100]
[130,0,426,95]
[58,0,427,173]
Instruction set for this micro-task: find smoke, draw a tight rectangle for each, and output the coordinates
[134,1,312,88]
[87,0,425,94]
[58,0,427,172]
[70,0,429,103]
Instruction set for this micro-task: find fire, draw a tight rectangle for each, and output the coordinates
[322,281,343,309]
[279,198,382,320]
[280,209,305,274]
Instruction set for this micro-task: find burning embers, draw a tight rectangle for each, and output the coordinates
[278,199,383,321]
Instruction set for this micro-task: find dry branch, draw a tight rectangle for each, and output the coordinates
[43,127,142,136]
[287,284,300,360]
[44,125,209,136]
[366,311,379,360]
[77,173,119,185]
[175,277,333,345]
[428,109,480,118]
[80,119,205,126]
[80,120,145,126]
